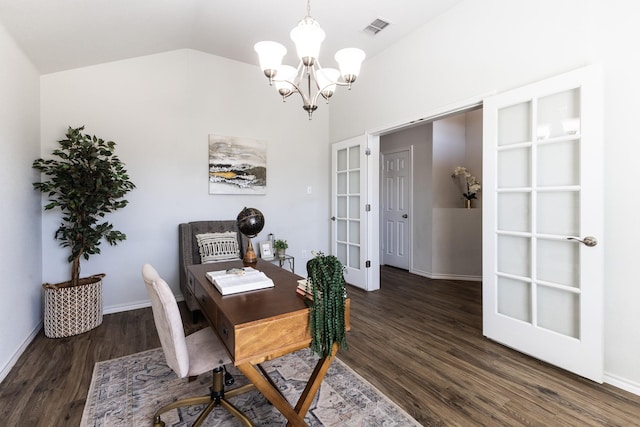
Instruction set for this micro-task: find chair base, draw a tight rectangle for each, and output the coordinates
[153,367,255,427]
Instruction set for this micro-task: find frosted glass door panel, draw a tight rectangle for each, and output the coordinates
[337,220,347,242]
[538,89,580,139]
[537,191,579,236]
[497,277,531,322]
[537,140,580,187]
[349,146,360,169]
[337,196,347,217]
[349,245,360,269]
[337,243,347,264]
[497,235,531,277]
[337,149,347,171]
[537,239,579,288]
[349,171,360,193]
[498,102,531,146]
[349,220,360,244]
[337,172,347,194]
[349,196,360,219]
[498,148,531,188]
[498,193,531,232]
[538,286,579,338]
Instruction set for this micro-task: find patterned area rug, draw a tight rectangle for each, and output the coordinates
[81,347,421,426]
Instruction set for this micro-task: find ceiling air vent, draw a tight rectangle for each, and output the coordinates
[363,18,390,35]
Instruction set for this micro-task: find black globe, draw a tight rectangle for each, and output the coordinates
[236,207,265,238]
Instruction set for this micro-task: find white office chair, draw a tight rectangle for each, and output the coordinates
[142,264,254,427]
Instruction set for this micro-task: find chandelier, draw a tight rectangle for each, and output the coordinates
[254,0,365,119]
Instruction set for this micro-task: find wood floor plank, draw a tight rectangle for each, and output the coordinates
[1,266,639,426]
[338,267,640,426]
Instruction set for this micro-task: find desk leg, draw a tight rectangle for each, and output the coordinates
[292,342,338,418]
[237,343,339,427]
[237,363,308,427]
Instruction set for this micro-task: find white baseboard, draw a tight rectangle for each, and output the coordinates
[0,320,42,384]
[103,299,151,314]
[103,294,184,314]
[410,268,482,282]
[604,372,640,396]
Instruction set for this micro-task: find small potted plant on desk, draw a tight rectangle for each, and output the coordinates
[274,239,288,259]
[33,126,135,338]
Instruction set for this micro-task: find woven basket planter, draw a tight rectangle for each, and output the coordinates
[42,274,105,338]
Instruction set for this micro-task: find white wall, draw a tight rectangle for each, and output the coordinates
[465,109,483,205]
[0,23,41,381]
[433,115,467,208]
[433,110,483,209]
[431,110,482,279]
[40,49,331,311]
[431,208,481,278]
[330,0,640,391]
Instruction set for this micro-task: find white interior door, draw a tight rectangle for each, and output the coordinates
[331,135,375,290]
[382,149,411,270]
[483,65,604,382]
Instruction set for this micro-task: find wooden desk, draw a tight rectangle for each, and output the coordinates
[187,260,350,427]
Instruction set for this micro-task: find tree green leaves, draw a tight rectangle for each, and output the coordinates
[33,126,136,285]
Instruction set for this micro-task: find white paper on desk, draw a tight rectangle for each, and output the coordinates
[206,267,274,295]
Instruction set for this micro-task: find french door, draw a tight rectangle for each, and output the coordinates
[482,65,604,382]
[331,135,379,291]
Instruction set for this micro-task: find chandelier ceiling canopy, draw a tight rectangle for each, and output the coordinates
[254,0,365,119]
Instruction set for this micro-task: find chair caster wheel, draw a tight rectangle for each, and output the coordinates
[223,365,235,386]
[153,415,166,427]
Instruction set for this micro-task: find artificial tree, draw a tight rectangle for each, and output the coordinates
[33,126,136,287]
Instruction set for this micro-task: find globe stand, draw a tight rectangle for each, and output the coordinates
[243,238,257,264]
[236,207,264,266]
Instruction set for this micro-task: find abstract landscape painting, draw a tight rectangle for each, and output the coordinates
[208,134,267,194]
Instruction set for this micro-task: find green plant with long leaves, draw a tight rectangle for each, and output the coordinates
[33,126,135,287]
[306,252,348,357]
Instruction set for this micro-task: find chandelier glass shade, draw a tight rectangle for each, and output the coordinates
[254,0,365,119]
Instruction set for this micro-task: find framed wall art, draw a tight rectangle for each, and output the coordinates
[208,134,267,195]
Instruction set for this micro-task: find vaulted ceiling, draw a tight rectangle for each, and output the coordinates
[0,0,464,74]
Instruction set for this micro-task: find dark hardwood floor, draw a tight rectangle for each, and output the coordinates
[1,266,639,426]
[341,267,640,426]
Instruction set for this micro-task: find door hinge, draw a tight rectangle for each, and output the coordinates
[365,148,371,155]
[366,260,371,268]
[365,204,371,212]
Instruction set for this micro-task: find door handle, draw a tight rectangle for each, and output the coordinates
[402,214,408,218]
[567,236,597,247]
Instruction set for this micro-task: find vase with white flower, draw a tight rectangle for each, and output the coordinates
[452,166,481,208]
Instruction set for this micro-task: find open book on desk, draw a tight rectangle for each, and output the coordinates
[206,267,274,295]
